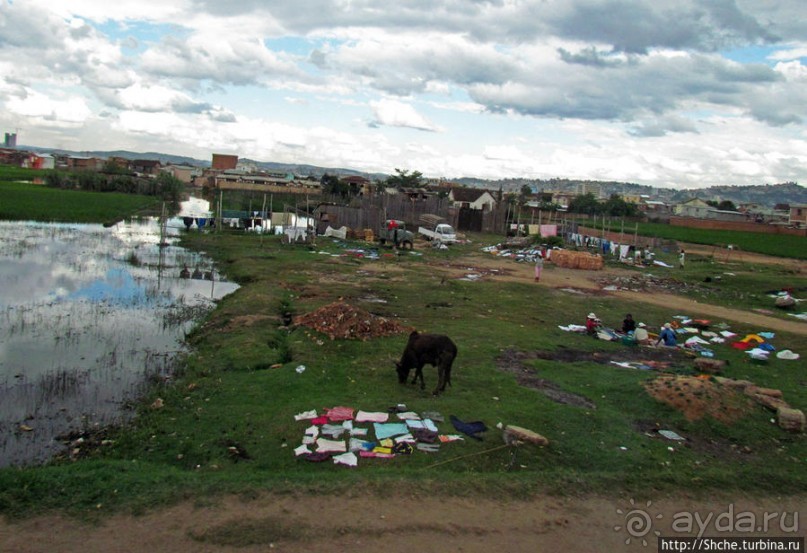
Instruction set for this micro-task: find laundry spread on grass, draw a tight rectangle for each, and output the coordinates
[561,313,800,366]
[293,405,471,466]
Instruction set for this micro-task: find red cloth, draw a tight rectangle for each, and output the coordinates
[731,341,752,350]
[387,220,398,230]
[311,416,329,425]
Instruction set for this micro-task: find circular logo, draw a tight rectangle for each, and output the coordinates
[615,499,663,547]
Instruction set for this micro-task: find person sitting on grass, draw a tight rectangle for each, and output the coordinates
[656,323,677,347]
[634,322,650,344]
[585,313,601,336]
[622,313,636,334]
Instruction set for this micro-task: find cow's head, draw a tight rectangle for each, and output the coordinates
[395,361,409,384]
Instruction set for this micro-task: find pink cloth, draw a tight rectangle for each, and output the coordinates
[359,450,395,459]
[325,406,354,421]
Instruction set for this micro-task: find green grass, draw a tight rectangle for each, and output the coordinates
[600,220,807,260]
[0,181,159,223]
[0,165,52,182]
[1,229,806,518]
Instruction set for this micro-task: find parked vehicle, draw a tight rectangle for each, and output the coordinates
[378,219,414,249]
[418,222,457,244]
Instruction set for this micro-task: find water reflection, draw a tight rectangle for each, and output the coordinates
[0,217,238,467]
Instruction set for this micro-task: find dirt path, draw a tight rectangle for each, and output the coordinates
[2,493,805,553]
[460,251,807,337]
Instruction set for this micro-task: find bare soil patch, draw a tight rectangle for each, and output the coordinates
[644,375,755,424]
[632,419,755,461]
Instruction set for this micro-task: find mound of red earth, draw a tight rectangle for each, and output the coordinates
[294,301,412,341]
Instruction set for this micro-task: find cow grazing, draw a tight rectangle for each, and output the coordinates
[395,331,458,395]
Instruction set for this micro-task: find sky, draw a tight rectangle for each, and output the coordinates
[1,0,806,189]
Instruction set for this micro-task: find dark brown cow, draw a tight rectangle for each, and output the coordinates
[395,331,457,395]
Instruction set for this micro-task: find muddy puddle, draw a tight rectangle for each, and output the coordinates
[0,213,238,467]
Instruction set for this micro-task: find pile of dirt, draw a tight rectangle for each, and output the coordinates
[644,375,754,424]
[293,301,412,341]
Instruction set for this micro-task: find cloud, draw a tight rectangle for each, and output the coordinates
[139,33,303,87]
[629,116,700,137]
[3,0,807,188]
[5,89,92,126]
[369,99,439,132]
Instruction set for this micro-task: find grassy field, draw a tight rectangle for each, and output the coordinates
[0,181,160,223]
[1,228,805,518]
[591,219,807,260]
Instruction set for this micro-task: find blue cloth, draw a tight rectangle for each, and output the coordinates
[658,328,677,346]
[450,415,487,441]
[373,422,408,439]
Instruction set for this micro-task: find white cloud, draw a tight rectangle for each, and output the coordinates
[369,99,440,132]
[2,0,807,188]
[6,89,92,126]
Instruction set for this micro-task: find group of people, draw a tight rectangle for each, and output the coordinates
[585,312,677,347]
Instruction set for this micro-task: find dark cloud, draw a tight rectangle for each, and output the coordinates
[557,47,628,67]
[552,0,778,54]
[469,53,783,125]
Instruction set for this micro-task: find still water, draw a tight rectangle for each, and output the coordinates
[0,215,238,467]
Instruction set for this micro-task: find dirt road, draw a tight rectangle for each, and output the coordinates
[2,492,804,552]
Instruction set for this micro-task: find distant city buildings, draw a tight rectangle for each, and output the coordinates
[4,132,17,148]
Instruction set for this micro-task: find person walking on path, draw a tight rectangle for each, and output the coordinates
[679,249,686,268]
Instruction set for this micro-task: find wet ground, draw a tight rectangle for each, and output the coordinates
[0,218,238,467]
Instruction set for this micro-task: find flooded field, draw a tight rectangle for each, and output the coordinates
[0,214,238,467]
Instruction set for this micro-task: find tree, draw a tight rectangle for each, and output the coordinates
[707,199,737,211]
[568,193,602,215]
[320,173,349,198]
[603,194,638,217]
[385,168,424,188]
[155,172,184,209]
